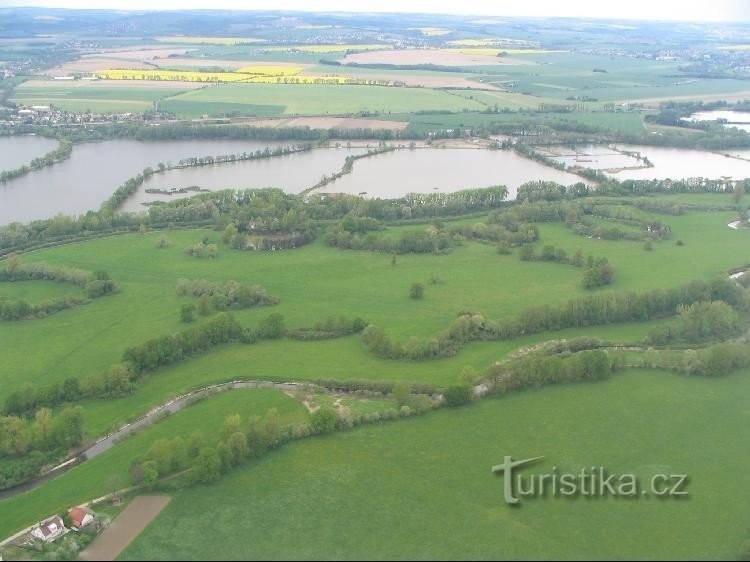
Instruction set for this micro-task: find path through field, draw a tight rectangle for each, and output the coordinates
[80,496,171,561]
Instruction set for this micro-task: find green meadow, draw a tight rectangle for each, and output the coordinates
[120,368,750,560]
[0,200,746,436]
[1,192,748,556]
[10,81,194,113]
[0,388,309,539]
[161,83,487,116]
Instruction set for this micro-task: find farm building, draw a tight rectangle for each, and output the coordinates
[68,507,95,529]
[31,516,66,543]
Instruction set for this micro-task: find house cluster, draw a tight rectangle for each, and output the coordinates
[28,507,95,544]
[1,105,176,127]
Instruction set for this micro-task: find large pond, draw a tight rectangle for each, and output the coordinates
[309,148,589,199]
[0,139,302,225]
[685,110,750,132]
[120,146,368,213]
[541,144,750,181]
[611,145,750,181]
[0,135,59,172]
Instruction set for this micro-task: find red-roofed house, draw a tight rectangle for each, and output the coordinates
[68,507,94,529]
[31,516,66,543]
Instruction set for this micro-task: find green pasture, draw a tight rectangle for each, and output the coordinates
[161,83,487,116]
[121,368,750,560]
[0,388,308,539]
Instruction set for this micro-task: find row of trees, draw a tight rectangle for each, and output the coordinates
[488,349,612,394]
[361,278,746,361]
[326,224,453,254]
[0,138,72,184]
[0,260,117,321]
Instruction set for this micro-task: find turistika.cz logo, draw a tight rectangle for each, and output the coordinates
[491,456,688,505]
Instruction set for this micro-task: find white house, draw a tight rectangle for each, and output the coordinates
[31,516,66,543]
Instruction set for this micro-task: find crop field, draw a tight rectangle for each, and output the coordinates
[159,83,488,116]
[119,369,750,560]
[10,80,199,112]
[155,36,267,45]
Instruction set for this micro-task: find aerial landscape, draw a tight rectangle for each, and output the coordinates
[1,0,750,560]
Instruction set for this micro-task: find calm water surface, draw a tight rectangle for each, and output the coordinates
[0,139,289,225]
[312,148,589,199]
[0,135,59,172]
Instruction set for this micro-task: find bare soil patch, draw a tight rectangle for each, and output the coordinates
[80,496,171,561]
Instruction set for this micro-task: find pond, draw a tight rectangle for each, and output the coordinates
[120,146,369,212]
[540,143,750,181]
[0,135,59,173]
[0,139,296,225]
[309,148,589,199]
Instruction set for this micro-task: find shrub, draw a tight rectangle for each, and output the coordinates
[444,384,474,407]
[409,283,425,300]
[310,407,337,434]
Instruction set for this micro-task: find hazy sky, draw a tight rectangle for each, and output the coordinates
[1,0,749,22]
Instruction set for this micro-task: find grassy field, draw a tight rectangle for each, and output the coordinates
[0,388,309,539]
[0,198,746,437]
[160,83,487,116]
[10,80,194,113]
[1,194,748,558]
[120,368,750,560]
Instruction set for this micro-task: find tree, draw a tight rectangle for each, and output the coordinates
[409,283,425,300]
[198,294,212,316]
[62,377,81,402]
[193,447,222,484]
[32,408,53,448]
[54,406,84,448]
[188,431,204,458]
[146,438,175,476]
[518,244,535,261]
[180,303,196,323]
[311,407,337,434]
[246,416,269,457]
[142,460,159,489]
[444,384,474,407]
[217,443,232,473]
[222,414,242,440]
[222,223,238,245]
[264,409,281,447]
[257,313,285,339]
[227,432,249,465]
[392,382,411,406]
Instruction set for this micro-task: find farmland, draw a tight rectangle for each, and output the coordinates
[3,8,750,561]
[159,83,488,116]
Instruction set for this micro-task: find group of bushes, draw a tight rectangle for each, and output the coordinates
[286,316,367,340]
[488,349,613,394]
[185,241,218,259]
[646,300,742,345]
[0,406,85,490]
[176,278,279,311]
[361,278,746,361]
[326,223,453,254]
[0,260,117,320]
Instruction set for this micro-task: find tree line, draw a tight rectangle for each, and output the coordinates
[0,259,117,321]
[361,277,746,361]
